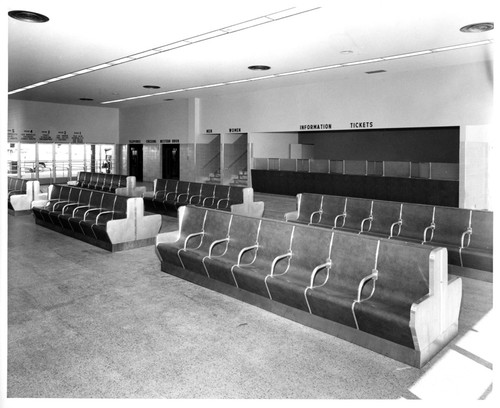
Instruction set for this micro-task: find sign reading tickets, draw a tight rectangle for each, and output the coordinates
[350,122,374,128]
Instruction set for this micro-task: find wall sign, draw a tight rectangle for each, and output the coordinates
[72,131,84,143]
[350,122,374,128]
[56,130,69,142]
[8,128,18,143]
[206,129,213,133]
[299,123,332,130]
[160,139,171,143]
[229,128,241,133]
[172,139,179,143]
[39,130,53,142]
[129,139,141,144]
[146,139,157,143]
[20,129,37,142]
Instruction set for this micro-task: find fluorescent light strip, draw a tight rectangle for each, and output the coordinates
[9,6,320,95]
[382,50,432,60]
[100,39,493,105]
[432,40,491,52]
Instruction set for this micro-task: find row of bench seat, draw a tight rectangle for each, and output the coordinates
[285,193,493,275]
[8,177,47,215]
[144,178,257,216]
[156,205,462,368]
[71,171,130,193]
[32,184,161,251]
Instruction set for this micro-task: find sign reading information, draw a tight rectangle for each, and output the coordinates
[299,124,332,130]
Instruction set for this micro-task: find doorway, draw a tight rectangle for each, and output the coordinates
[128,144,143,181]
[162,144,180,180]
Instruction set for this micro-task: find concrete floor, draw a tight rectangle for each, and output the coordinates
[5,193,494,402]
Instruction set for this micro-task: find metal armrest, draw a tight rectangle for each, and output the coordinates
[154,190,166,199]
[359,215,373,234]
[164,191,177,201]
[208,237,229,258]
[356,269,378,302]
[96,211,114,224]
[183,231,204,250]
[202,196,216,207]
[72,205,91,217]
[188,194,201,204]
[269,251,292,277]
[309,209,323,224]
[61,203,79,214]
[461,228,472,248]
[334,212,346,228]
[175,193,191,204]
[422,223,435,243]
[83,207,103,220]
[389,220,402,238]
[236,244,259,267]
[216,198,230,209]
[307,260,332,289]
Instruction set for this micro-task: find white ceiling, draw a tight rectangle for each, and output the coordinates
[7,0,495,109]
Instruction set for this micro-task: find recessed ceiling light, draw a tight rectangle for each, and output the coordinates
[143,85,161,89]
[340,50,353,54]
[79,98,94,101]
[8,10,49,23]
[248,65,271,71]
[460,22,494,33]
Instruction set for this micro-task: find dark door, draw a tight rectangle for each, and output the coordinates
[162,144,180,180]
[128,144,143,181]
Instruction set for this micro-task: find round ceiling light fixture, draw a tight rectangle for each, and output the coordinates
[248,65,271,71]
[8,10,49,23]
[143,85,161,89]
[460,22,494,33]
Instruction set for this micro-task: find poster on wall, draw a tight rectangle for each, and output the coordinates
[20,129,37,142]
[8,128,19,143]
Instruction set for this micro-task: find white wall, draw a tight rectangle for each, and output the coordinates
[199,62,492,132]
[119,100,189,144]
[8,99,119,143]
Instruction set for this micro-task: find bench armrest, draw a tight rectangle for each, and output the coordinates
[307,260,331,289]
[309,209,323,224]
[188,194,201,204]
[202,196,217,207]
[461,228,472,248]
[183,231,204,250]
[389,220,402,238]
[356,269,378,302]
[96,211,115,224]
[61,203,79,214]
[236,244,259,267]
[360,215,373,234]
[175,193,190,204]
[84,207,104,220]
[269,251,292,277]
[423,223,435,243]
[216,198,230,210]
[208,237,229,258]
[334,212,346,228]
